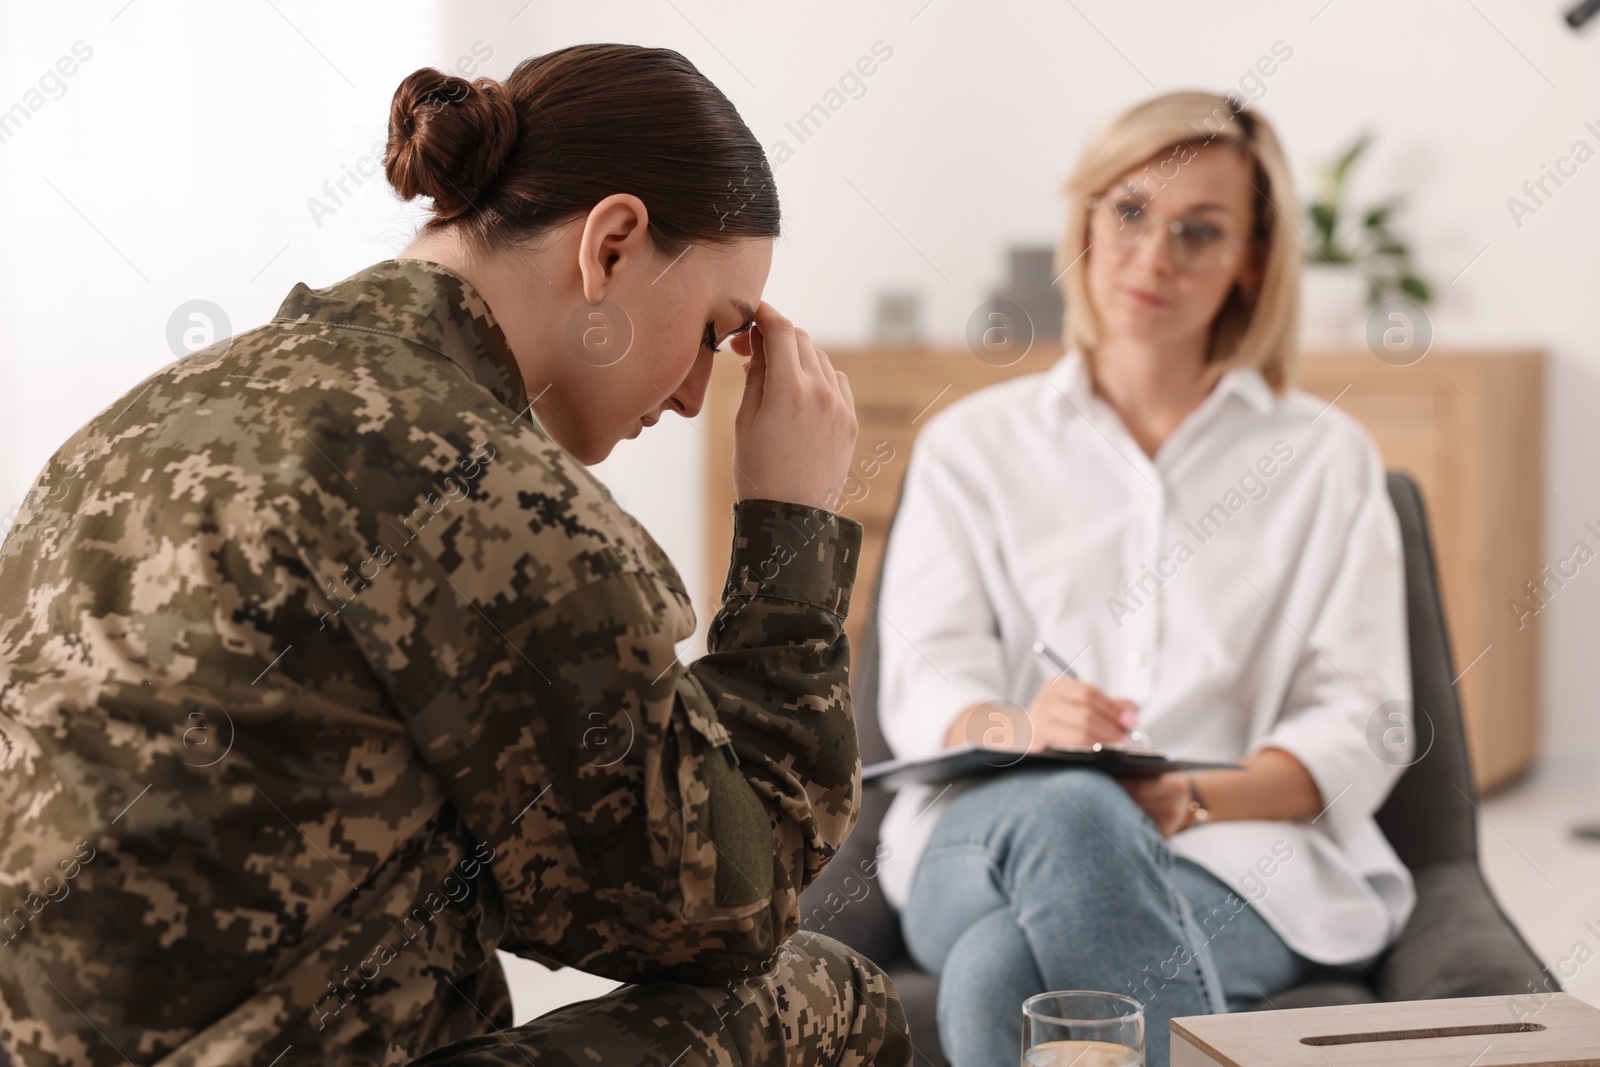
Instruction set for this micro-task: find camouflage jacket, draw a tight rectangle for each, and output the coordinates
[0,259,865,1066]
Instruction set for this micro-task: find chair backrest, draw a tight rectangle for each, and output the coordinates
[1371,472,1479,868]
[852,469,1481,873]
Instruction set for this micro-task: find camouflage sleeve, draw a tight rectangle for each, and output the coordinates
[492,496,866,986]
[696,496,868,904]
[302,402,866,987]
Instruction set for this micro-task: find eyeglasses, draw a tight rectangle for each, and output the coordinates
[1087,194,1245,275]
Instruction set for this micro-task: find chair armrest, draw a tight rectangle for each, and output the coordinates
[1374,860,1557,1002]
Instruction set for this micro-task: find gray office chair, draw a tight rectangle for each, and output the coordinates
[800,471,1558,1066]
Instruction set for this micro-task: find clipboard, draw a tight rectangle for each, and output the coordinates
[861,742,1243,790]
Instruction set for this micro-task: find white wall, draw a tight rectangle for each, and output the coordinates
[447,0,1600,782]
[4,0,1600,1023]
[0,2,444,504]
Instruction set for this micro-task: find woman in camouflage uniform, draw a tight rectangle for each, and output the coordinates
[0,44,909,1067]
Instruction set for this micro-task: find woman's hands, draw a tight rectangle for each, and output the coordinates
[729,303,858,513]
[1123,749,1326,836]
[1120,773,1193,837]
[940,684,1326,833]
[942,677,1141,751]
[942,693,1195,838]
[1020,676,1141,752]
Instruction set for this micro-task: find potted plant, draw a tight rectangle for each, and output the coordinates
[1301,132,1432,347]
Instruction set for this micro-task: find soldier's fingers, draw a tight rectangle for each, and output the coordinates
[792,326,823,384]
[750,303,800,392]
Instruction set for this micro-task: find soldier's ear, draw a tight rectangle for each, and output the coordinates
[575,194,650,305]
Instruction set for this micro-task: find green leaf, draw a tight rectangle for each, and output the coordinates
[1332,132,1373,184]
[1363,199,1400,228]
[1308,202,1337,243]
[1399,274,1431,303]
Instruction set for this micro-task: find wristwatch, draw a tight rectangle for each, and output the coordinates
[1181,775,1212,831]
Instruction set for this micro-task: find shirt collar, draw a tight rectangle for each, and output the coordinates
[1041,348,1275,418]
[273,258,531,417]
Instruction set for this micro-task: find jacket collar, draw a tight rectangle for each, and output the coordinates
[1041,348,1276,418]
[274,258,533,419]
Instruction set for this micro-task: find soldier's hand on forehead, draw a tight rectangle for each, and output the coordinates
[729,303,858,514]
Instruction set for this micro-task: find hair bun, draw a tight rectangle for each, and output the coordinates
[385,67,517,221]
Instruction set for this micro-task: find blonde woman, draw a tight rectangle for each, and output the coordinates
[874,93,1413,1067]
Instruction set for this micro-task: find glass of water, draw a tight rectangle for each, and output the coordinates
[1021,991,1145,1066]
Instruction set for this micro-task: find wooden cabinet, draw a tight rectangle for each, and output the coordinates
[1296,350,1545,792]
[703,345,1544,792]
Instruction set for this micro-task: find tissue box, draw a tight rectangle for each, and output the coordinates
[1170,993,1600,1066]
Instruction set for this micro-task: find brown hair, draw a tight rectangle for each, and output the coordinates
[384,43,780,256]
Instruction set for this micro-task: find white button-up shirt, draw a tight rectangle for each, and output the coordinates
[874,349,1416,966]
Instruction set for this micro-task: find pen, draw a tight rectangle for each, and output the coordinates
[1030,640,1153,749]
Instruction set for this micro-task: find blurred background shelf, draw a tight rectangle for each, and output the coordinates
[704,345,1545,794]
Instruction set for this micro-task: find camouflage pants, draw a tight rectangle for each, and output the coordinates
[405,931,911,1067]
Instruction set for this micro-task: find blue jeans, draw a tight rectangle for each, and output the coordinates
[900,768,1318,1067]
